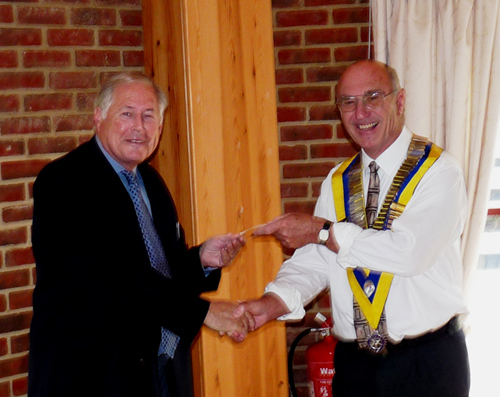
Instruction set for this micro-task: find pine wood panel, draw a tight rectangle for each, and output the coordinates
[142,0,288,396]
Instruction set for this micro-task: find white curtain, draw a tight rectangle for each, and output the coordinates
[372,0,500,298]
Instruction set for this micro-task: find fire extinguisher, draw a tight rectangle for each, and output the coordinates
[288,313,337,397]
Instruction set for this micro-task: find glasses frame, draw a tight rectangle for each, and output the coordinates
[336,89,399,112]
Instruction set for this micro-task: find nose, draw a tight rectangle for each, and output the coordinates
[354,99,370,119]
[131,113,145,131]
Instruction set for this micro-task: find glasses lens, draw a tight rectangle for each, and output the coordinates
[338,97,357,111]
[364,92,384,109]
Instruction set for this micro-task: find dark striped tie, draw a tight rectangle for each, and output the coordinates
[121,170,180,359]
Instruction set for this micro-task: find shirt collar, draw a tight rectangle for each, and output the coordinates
[95,135,137,175]
[361,126,412,176]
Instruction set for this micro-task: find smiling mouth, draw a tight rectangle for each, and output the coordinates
[128,139,145,144]
[358,122,378,130]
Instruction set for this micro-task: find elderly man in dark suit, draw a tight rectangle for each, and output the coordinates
[28,72,251,397]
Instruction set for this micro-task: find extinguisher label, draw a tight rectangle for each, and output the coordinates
[308,361,335,378]
[308,362,334,397]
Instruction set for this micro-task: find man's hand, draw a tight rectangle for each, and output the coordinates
[253,213,325,249]
[200,233,246,269]
[204,300,255,342]
[232,293,290,331]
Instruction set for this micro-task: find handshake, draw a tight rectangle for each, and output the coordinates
[200,213,320,342]
[203,293,290,342]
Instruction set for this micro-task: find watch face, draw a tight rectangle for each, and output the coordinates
[319,229,329,242]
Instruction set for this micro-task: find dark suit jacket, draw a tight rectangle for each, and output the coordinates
[28,137,221,397]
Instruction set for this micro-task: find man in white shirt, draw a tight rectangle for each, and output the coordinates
[235,60,470,396]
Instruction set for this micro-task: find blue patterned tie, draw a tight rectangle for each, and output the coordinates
[121,170,180,359]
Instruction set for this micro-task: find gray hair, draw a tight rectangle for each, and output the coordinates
[95,72,168,121]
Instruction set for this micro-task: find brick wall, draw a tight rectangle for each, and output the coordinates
[271,0,371,395]
[0,0,143,395]
[0,0,369,395]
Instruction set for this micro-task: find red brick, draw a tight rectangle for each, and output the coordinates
[0,185,25,203]
[77,92,97,111]
[0,51,17,68]
[0,95,20,113]
[279,144,307,161]
[123,50,144,67]
[0,228,28,246]
[28,136,79,154]
[332,7,369,24]
[9,289,33,310]
[281,124,333,141]
[278,86,331,103]
[0,28,42,46]
[3,204,33,223]
[361,26,372,42]
[0,339,6,357]
[0,141,24,157]
[334,45,370,62]
[281,182,308,198]
[18,6,66,25]
[55,115,94,132]
[276,10,328,27]
[272,0,300,7]
[24,93,73,112]
[47,29,94,46]
[278,48,330,65]
[273,30,301,47]
[120,10,142,26]
[311,142,358,158]
[0,353,29,378]
[336,123,348,139]
[79,134,93,144]
[277,106,306,122]
[96,0,140,5]
[307,66,345,83]
[0,381,9,397]
[2,160,50,180]
[312,181,322,197]
[76,50,121,66]
[284,200,316,214]
[306,0,355,5]
[23,50,71,68]
[0,269,30,290]
[11,333,30,354]
[0,5,14,23]
[46,0,92,3]
[0,296,6,313]
[99,30,142,46]
[71,7,116,25]
[5,247,34,268]
[13,375,28,396]
[275,68,303,85]
[49,71,98,89]
[0,117,51,135]
[309,105,340,120]
[0,72,44,90]
[305,27,357,45]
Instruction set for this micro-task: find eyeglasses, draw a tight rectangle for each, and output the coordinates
[336,89,398,112]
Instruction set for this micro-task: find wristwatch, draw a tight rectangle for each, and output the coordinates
[318,220,332,245]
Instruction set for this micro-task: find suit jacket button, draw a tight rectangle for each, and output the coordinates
[138,359,146,366]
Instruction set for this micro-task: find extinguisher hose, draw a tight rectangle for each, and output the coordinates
[288,328,314,397]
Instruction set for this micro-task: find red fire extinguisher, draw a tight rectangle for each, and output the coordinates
[288,313,337,397]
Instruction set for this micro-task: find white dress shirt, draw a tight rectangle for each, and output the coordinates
[266,127,468,342]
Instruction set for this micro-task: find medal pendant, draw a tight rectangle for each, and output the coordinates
[366,330,386,354]
[363,280,375,298]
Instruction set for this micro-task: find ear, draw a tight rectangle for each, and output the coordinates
[93,108,103,132]
[396,88,406,115]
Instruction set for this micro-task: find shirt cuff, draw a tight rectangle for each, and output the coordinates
[333,222,362,269]
[264,282,306,321]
